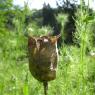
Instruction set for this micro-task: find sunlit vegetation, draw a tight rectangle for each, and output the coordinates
[0,0,95,95]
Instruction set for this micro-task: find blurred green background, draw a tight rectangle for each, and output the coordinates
[0,0,95,95]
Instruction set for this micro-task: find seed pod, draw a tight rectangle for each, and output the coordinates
[28,34,60,95]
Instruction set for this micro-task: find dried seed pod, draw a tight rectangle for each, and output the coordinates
[28,34,60,95]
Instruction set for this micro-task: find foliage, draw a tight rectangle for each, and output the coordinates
[0,0,95,95]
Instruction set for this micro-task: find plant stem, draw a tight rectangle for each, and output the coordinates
[43,82,48,95]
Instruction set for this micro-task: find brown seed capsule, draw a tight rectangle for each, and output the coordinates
[28,34,61,95]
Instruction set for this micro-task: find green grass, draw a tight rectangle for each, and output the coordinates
[0,1,95,95]
[0,43,95,95]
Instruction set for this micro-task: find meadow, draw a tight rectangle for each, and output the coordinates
[0,1,95,95]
